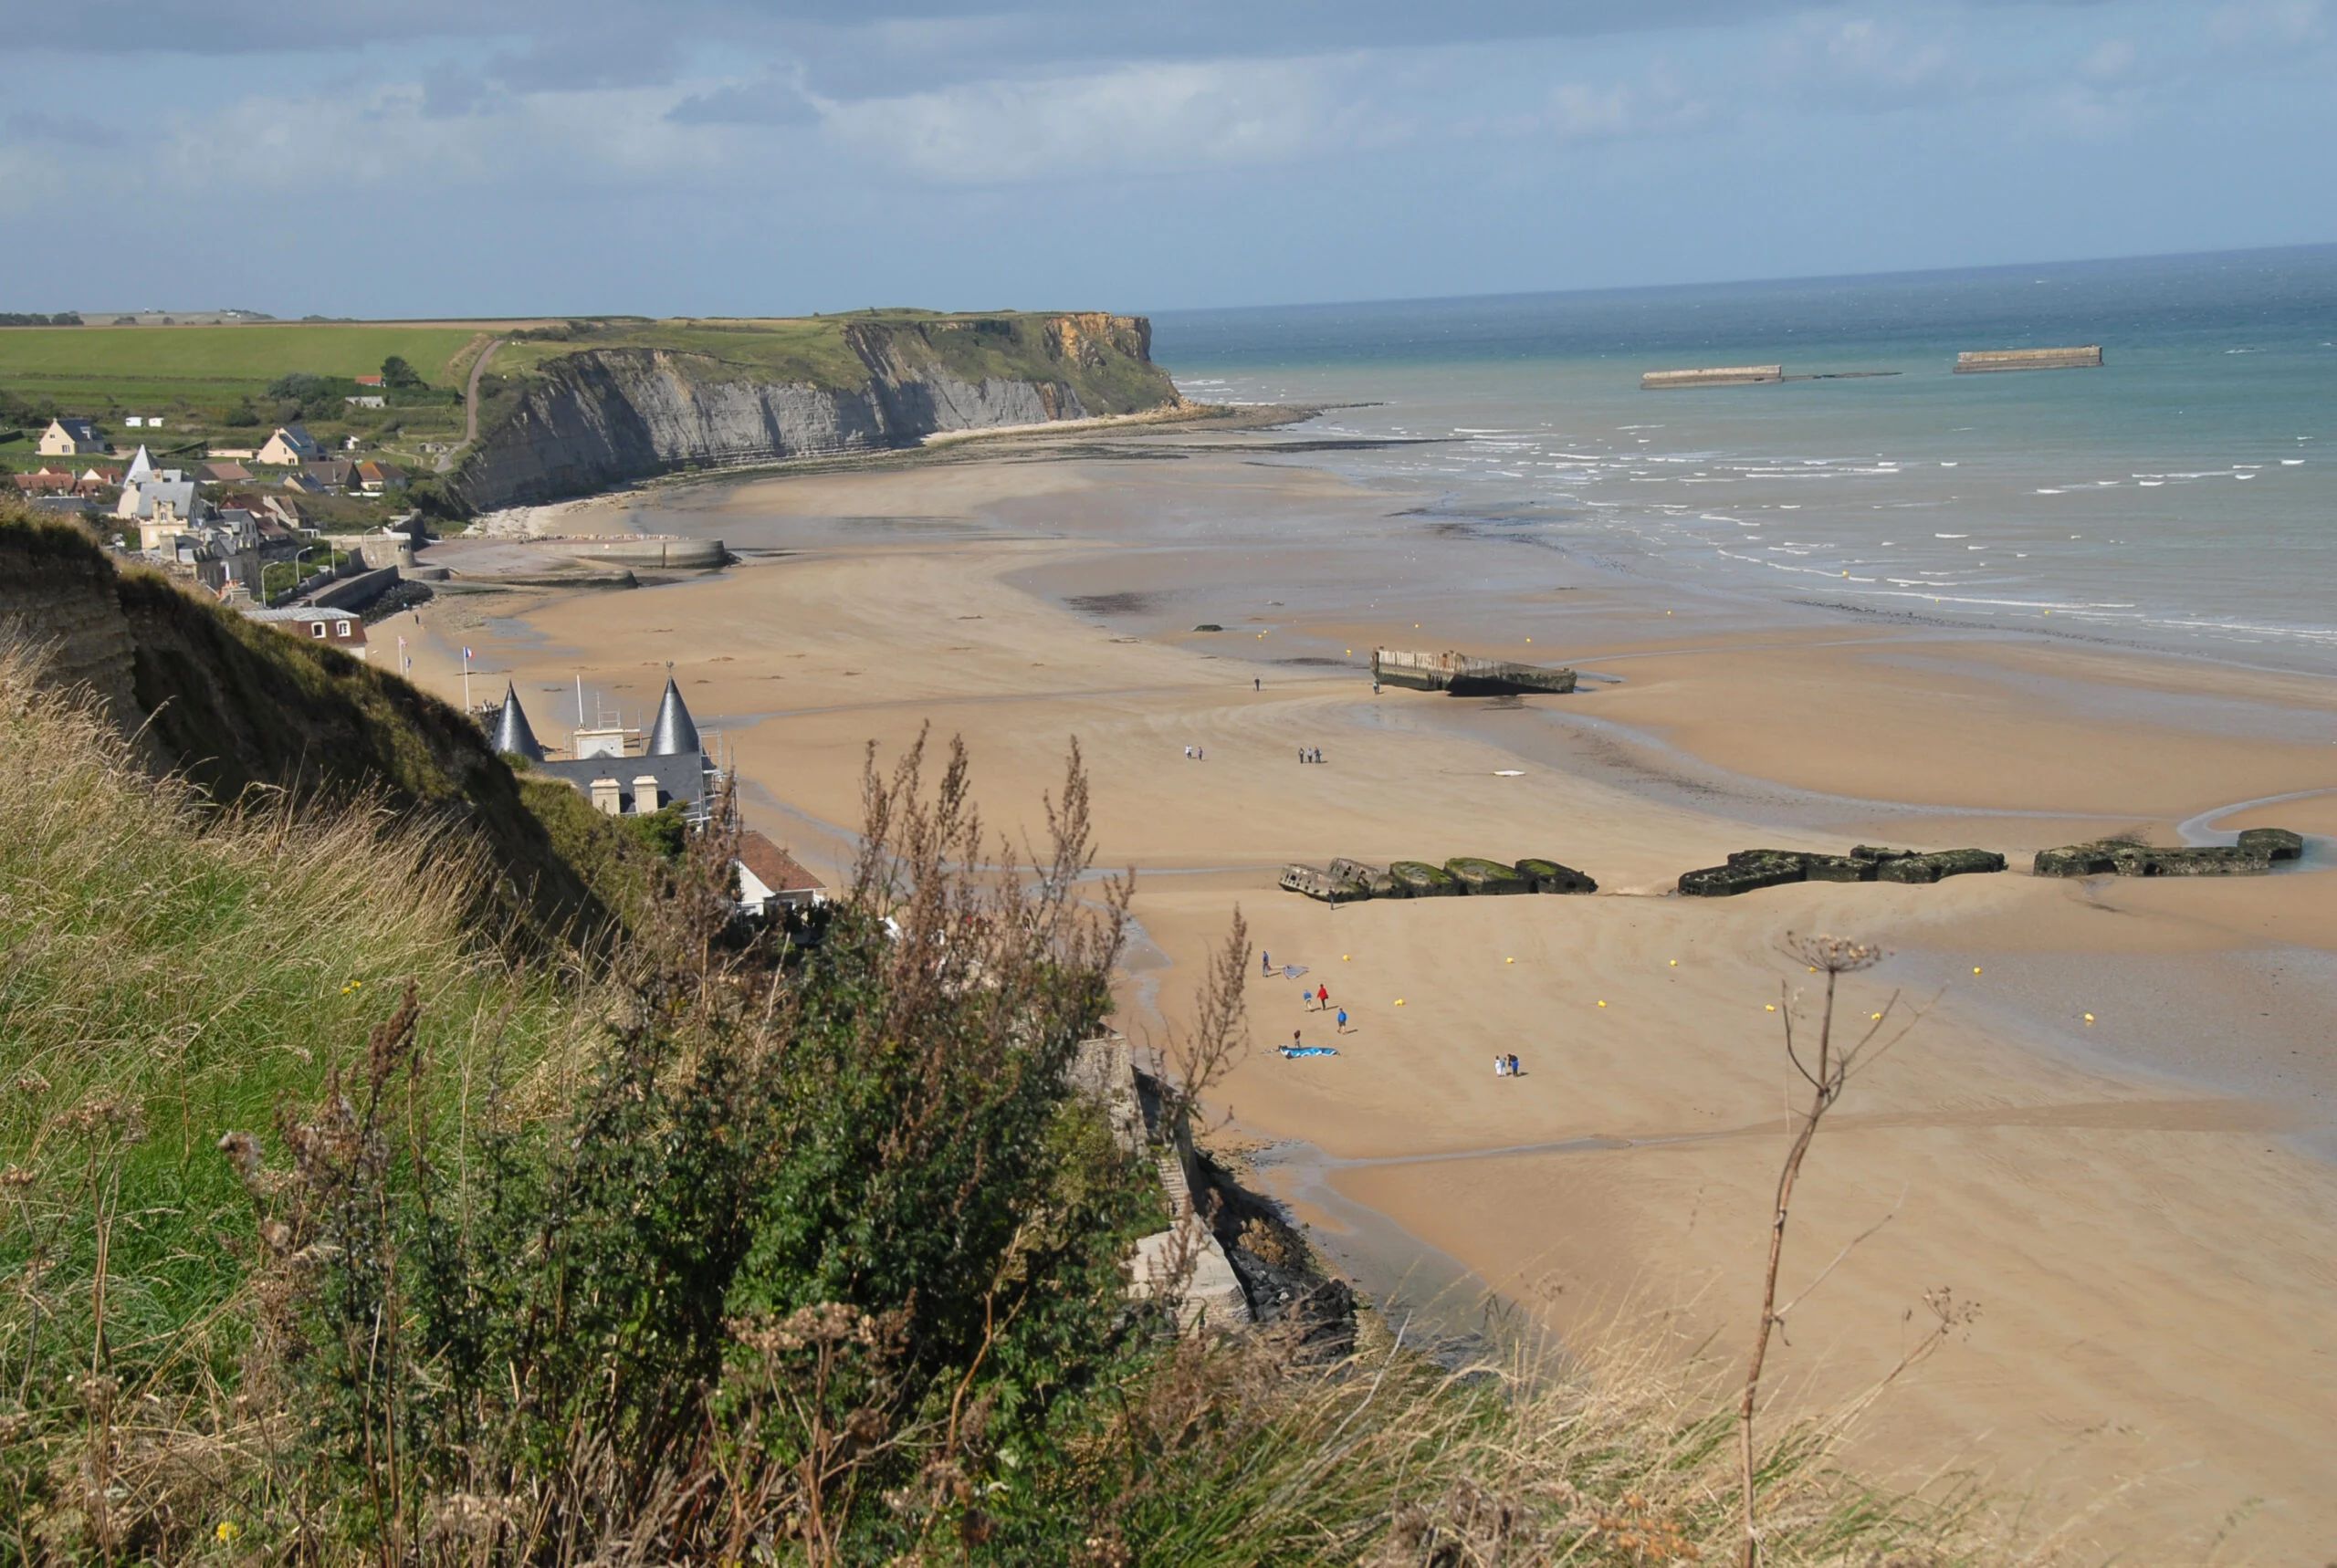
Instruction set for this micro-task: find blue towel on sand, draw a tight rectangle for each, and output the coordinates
[1280,1046,1337,1059]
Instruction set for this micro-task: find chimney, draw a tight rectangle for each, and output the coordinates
[632,775,662,812]
[590,778,622,815]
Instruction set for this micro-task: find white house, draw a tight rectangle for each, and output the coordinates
[735,831,827,917]
[241,605,369,662]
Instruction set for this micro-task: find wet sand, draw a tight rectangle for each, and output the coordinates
[404,428,2337,1560]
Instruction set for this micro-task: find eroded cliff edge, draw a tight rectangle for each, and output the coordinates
[445,312,1182,514]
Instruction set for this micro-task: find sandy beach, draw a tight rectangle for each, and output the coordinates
[400,423,2337,1561]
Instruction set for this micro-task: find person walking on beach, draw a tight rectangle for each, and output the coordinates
[1254,676,1261,693]
[1493,1053,1508,1077]
[1262,950,1272,977]
[1293,1029,1305,1052]
[1335,1007,1348,1033]
[1316,982,1330,1011]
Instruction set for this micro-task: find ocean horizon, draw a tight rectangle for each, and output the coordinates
[1151,243,2337,675]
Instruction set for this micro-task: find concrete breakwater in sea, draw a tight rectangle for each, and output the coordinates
[445,314,1181,514]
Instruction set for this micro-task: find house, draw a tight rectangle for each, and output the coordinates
[735,831,826,917]
[10,468,79,496]
[487,677,715,820]
[195,460,251,484]
[242,605,369,662]
[354,373,384,388]
[281,471,327,496]
[28,494,94,517]
[221,491,309,534]
[124,416,143,428]
[354,460,407,495]
[116,452,209,529]
[344,394,386,409]
[299,458,357,494]
[133,491,210,552]
[255,424,320,465]
[37,417,104,456]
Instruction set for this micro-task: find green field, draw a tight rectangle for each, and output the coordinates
[0,322,487,405]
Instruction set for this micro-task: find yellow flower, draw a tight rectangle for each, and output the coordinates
[215,1521,242,1542]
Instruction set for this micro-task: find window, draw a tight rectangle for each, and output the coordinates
[310,623,325,638]
[336,621,351,637]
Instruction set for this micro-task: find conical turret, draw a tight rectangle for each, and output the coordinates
[489,682,544,761]
[123,444,154,485]
[648,676,701,758]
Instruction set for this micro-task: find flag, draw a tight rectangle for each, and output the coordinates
[463,646,473,662]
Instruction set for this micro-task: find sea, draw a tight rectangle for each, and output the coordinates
[1150,246,2337,676]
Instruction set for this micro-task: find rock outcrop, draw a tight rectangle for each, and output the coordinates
[446,314,1181,514]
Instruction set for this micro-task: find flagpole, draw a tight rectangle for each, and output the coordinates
[462,646,472,714]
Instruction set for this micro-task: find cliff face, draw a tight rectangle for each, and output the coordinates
[0,516,608,943]
[448,312,1179,514]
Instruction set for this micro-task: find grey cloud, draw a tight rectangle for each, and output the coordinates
[4,109,130,148]
[16,2,2114,66]
[666,77,823,127]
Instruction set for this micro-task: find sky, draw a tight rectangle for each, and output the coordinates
[3,0,2332,318]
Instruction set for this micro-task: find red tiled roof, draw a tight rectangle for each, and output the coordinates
[737,830,824,894]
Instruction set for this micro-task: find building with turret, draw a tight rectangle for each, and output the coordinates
[486,675,717,820]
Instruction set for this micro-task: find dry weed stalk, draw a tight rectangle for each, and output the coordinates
[1737,933,1925,1568]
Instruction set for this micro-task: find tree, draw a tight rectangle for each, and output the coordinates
[379,354,423,389]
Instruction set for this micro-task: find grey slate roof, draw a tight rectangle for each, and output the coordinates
[647,677,701,758]
[530,754,707,815]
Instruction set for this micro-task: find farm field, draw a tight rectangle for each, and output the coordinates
[0,323,489,405]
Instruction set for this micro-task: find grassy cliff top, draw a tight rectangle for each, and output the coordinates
[0,310,1156,410]
[484,309,1166,401]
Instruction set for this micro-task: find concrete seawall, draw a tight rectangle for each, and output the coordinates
[555,536,727,570]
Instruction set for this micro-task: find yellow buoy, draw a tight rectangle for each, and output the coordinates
[1505,956,1514,965]
[1668,958,1678,967]
[1525,637,1532,643]
[1394,998,1406,1007]
[2083,1012,2096,1024]
[1597,999,1607,1008]
[1342,954,1350,961]
[1871,1011,1883,1020]
[1973,966,1983,975]
[1765,1003,1777,1012]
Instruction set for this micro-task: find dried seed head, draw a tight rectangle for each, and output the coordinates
[1783,932,1885,975]
[216,1130,263,1182]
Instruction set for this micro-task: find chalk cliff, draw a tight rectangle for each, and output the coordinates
[446,313,1180,514]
